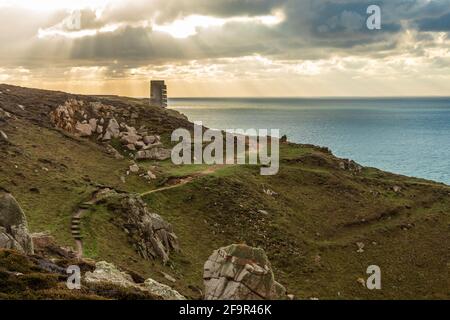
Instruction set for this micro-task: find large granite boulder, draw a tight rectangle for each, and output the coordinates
[75,122,93,137]
[0,192,34,254]
[85,261,185,300]
[105,118,120,139]
[85,261,137,288]
[203,244,286,300]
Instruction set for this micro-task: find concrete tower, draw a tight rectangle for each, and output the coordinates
[150,80,167,108]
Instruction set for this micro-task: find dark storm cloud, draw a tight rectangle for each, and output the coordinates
[101,0,287,24]
[1,0,450,70]
[69,0,450,64]
[417,12,450,31]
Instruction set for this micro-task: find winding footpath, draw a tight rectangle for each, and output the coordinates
[72,165,224,258]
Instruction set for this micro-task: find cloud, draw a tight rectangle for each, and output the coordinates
[417,12,450,31]
[1,0,450,96]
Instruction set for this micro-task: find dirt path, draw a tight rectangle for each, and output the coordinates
[72,166,224,258]
[140,165,224,197]
[71,199,96,259]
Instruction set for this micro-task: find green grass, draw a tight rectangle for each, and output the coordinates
[140,145,450,299]
[1,87,448,300]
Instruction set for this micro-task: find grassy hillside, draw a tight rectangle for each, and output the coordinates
[0,84,448,300]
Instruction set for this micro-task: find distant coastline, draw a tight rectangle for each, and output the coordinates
[170,97,450,185]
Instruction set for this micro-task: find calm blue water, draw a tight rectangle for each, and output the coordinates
[169,98,450,185]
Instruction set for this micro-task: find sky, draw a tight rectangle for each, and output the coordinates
[0,0,450,97]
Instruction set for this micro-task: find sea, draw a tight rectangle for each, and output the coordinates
[169,97,450,185]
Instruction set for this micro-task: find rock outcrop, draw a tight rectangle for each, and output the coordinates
[0,192,34,254]
[143,278,186,300]
[339,159,363,173]
[135,147,171,161]
[85,261,185,300]
[118,194,178,263]
[97,190,178,264]
[85,261,137,288]
[203,244,286,300]
[50,99,166,157]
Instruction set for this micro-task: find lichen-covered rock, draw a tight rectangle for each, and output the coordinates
[0,192,34,254]
[99,191,178,264]
[85,261,184,300]
[0,229,24,251]
[203,244,286,300]
[120,195,178,263]
[49,99,85,133]
[135,147,171,161]
[75,122,93,137]
[143,278,185,300]
[105,118,120,139]
[85,261,136,288]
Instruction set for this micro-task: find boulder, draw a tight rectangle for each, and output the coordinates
[125,144,136,151]
[125,125,138,134]
[102,131,112,141]
[85,261,137,288]
[106,118,120,138]
[0,229,24,251]
[339,159,363,173]
[85,261,185,300]
[129,164,140,173]
[135,141,146,149]
[120,133,141,145]
[143,278,185,300]
[0,192,34,254]
[75,122,93,137]
[88,118,97,131]
[203,244,286,300]
[143,142,162,150]
[147,170,157,180]
[143,135,158,145]
[50,99,85,133]
[136,148,171,161]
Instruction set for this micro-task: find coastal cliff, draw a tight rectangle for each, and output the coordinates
[1,84,449,300]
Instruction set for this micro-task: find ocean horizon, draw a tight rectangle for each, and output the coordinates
[169,97,450,185]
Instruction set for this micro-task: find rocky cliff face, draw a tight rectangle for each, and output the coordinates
[97,189,179,264]
[0,192,34,255]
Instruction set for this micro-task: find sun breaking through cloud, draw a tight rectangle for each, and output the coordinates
[0,0,449,97]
